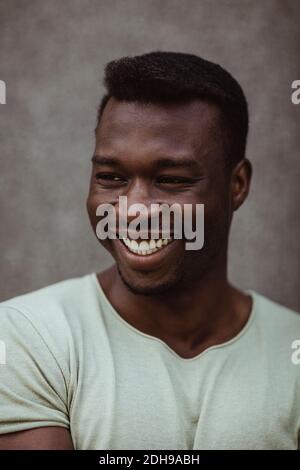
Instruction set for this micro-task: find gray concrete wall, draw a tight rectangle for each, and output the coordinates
[0,0,299,310]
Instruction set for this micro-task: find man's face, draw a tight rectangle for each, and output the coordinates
[87,97,232,295]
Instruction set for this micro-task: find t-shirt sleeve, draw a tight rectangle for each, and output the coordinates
[0,305,70,435]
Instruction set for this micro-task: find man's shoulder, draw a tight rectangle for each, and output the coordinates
[0,273,96,336]
[253,290,300,325]
[251,290,300,347]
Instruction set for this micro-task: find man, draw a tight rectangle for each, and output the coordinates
[0,51,299,450]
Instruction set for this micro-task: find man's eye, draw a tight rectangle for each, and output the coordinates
[156,176,192,185]
[95,173,126,185]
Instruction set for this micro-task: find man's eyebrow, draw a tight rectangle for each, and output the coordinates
[155,157,199,169]
[91,155,201,169]
[91,155,119,165]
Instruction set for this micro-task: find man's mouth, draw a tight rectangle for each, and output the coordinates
[120,237,174,256]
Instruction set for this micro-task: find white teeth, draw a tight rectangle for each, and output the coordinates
[121,237,172,256]
[156,239,162,248]
[123,238,130,247]
[139,241,150,251]
[149,239,156,249]
[130,240,139,251]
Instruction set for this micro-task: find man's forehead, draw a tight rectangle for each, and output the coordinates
[96,97,224,163]
[99,97,220,131]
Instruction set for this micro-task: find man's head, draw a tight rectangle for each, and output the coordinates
[87,51,252,295]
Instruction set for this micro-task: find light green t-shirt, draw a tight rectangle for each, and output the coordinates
[0,273,299,450]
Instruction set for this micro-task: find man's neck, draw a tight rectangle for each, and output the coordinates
[97,265,252,359]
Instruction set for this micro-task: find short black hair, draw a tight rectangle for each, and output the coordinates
[96,51,249,166]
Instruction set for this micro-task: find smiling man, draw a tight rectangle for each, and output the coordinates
[0,51,299,450]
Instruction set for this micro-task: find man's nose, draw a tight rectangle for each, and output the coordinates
[115,180,161,232]
[126,178,150,203]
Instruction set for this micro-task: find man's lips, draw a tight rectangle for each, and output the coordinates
[120,236,174,256]
[112,236,181,271]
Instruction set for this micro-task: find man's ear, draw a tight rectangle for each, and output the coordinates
[230,158,252,211]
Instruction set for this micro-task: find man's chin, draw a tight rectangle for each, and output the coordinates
[117,265,183,296]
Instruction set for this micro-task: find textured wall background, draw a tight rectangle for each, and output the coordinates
[0,0,299,310]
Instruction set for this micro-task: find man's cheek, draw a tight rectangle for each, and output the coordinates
[99,239,111,250]
[183,204,204,251]
[86,198,101,228]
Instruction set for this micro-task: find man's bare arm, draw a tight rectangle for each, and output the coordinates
[0,427,74,450]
